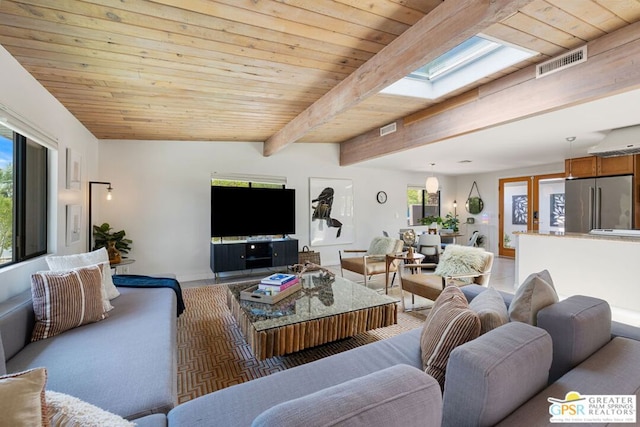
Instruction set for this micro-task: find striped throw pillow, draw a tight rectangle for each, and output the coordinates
[420,284,480,389]
[31,265,107,342]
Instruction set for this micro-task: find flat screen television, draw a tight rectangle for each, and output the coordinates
[211,186,296,238]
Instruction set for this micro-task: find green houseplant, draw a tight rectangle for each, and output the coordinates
[441,213,459,232]
[93,222,132,255]
[503,232,512,248]
[419,215,443,226]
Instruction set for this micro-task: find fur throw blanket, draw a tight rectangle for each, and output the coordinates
[434,245,487,282]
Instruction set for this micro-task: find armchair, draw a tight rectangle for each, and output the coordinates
[417,233,441,266]
[339,236,404,288]
[467,230,480,247]
[399,245,494,310]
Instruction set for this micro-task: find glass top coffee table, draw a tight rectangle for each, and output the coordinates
[227,272,399,360]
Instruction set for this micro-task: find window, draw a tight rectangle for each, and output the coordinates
[407,186,440,226]
[409,36,502,81]
[211,172,286,189]
[0,124,48,267]
[381,35,537,100]
[211,179,282,189]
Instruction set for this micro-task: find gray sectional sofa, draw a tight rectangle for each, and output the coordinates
[0,285,177,421]
[3,275,639,426]
[143,284,640,427]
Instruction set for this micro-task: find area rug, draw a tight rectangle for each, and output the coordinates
[176,284,427,403]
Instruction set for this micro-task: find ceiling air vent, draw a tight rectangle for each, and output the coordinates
[536,46,587,78]
[379,122,397,137]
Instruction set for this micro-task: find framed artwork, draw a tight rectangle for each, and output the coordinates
[309,178,354,246]
[66,204,82,246]
[550,193,565,226]
[512,195,528,225]
[66,148,81,190]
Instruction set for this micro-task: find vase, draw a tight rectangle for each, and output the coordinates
[107,241,122,264]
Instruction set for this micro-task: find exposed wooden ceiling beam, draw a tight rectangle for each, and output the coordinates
[263,0,535,156]
[339,21,640,166]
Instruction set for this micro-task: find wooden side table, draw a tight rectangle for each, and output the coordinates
[385,252,426,294]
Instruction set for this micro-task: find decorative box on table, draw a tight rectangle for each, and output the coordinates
[240,282,302,304]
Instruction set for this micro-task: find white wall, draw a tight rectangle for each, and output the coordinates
[0,46,99,302]
[97,140,456,281]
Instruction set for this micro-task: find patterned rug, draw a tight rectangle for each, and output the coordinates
[176,284,428,403]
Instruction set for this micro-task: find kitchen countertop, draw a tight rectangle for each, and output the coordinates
[516,229,640,325]
[515,230,640,242]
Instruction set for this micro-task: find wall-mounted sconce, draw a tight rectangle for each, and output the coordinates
[566,136,576,180]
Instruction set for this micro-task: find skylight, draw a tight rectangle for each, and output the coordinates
[381,35,537,100]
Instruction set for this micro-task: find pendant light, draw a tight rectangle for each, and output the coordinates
[425,163,439,194]
[566,137,575,180]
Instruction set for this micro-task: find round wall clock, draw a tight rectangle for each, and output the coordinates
[376,191,387,204]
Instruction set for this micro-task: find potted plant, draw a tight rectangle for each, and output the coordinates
[93,223,132,263]
[503,233,512,248]
[419,215,443,227]
[442,213,460,232]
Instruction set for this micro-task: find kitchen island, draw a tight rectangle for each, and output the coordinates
[516,230,640,326]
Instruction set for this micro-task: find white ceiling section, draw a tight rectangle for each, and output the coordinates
[361,88,640,175]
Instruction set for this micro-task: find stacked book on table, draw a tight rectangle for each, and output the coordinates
[241,273,303,304]
[256,274,299,295]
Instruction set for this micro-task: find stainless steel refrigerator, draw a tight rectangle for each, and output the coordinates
[565,175,633,233]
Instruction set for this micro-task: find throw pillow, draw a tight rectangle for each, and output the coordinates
[46,248,120,307]
[0,367,48,427]
[46,391,135,427]
[469,287,509,334]
[421,285,481,389]
[367,236,400,256]
[509,269,558,325]
[31,265,108,342]
[434,245,486,283]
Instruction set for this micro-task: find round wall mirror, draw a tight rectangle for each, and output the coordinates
[466,197,484,214]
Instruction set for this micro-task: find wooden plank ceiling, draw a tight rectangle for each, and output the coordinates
[0,0,639,161]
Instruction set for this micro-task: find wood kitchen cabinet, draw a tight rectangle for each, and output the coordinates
[565,156,596,178]
[565,154,635,178]
[598,155,635,176]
